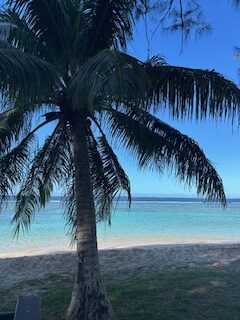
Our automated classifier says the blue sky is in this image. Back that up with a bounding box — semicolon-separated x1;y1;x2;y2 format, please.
120;0;240;197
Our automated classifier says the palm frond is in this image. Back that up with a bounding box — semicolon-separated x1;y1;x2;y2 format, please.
98;135;131;203
0;117;57;205
105;107;226;205
0;9;49;57
70;50;240;123
70;49;149;108
0;48;60;102
74;0;136;60
64;164;75;237
145;61;240;121
87;123;131;223
0;99;58;153
55;122;130;237
12;123;72;235
0;38;12;48
62;120;131;230
0;130;34;202
88;133;112;222
7;0;71;57
0;107;30;152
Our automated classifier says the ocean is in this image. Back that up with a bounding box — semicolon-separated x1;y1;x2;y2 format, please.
1;198;240;256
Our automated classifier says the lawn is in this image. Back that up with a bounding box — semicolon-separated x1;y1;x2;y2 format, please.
1;270;240;319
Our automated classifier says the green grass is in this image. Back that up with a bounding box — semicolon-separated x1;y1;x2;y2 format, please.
1;270;240;319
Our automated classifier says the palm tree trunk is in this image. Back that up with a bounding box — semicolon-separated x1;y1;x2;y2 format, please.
67;118;116;320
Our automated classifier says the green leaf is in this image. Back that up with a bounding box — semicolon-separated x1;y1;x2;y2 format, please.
7;0;71;56
106;107;226;205
70;49;149;108
145;61;240;121
0;129;35;201
0;48;60;103
87;124;131;223
13;123;72;236
74;0;136;59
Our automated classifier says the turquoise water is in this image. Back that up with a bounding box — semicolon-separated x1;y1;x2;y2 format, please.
1;200;240;255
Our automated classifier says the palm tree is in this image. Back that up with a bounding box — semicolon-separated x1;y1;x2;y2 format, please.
1;1;240;319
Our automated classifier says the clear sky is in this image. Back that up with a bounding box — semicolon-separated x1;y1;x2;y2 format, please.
120;0;240;197
2;0;240;198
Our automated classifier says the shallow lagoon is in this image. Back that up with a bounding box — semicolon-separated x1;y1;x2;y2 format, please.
1;199;240;255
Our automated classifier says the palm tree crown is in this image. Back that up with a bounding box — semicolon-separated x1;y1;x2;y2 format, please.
1;1;240;319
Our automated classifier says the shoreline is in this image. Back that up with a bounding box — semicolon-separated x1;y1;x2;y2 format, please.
1;241;240;290
1;238;240;258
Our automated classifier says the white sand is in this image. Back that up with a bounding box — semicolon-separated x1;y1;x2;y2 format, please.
1;242;240;290
1;237;239;259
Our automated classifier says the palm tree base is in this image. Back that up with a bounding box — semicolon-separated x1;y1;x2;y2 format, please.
66;252;116;320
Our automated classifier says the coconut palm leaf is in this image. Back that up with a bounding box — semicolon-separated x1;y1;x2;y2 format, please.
0;118;57;204
0;98;58;153
74;0;136;60
64;164;75;235
87;132;113;222
87;124;131;222
0;130;34;201
144;60;240;121
0;9;50;57
0;107;30;152
63;123;130;233
13;122;72;235
70;49;240;124
7;0;71;57
98;135;131;205
105;107;226;205
70;49;149;107
0;48;60;102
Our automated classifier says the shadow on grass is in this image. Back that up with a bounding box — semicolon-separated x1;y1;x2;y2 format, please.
1;270;240;320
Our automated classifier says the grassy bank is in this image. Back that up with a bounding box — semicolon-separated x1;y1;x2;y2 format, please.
1;270;240;319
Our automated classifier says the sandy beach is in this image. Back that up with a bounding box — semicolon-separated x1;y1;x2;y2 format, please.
1;242;240;290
